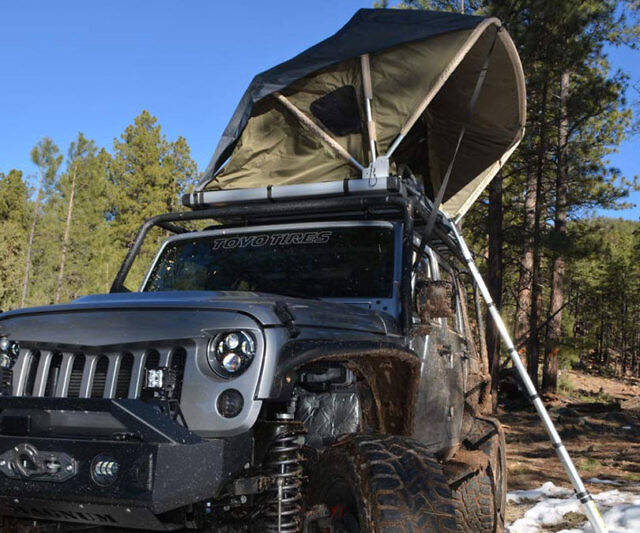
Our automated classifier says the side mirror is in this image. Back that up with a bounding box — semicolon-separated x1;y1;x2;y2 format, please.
415;280;453;323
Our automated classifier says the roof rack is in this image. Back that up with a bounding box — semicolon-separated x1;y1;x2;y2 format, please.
181;176;459;251
182;176;401;210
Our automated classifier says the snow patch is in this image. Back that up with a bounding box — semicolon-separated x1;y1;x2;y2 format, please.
597;504;640;532
508;498;582;532
507;482;640;533
507;481;573;503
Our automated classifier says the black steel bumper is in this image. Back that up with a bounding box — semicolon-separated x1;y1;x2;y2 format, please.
0;397;251;530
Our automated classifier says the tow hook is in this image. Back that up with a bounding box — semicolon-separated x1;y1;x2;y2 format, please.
0;443;77;482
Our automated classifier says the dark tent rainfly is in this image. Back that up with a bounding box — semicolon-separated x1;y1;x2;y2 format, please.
198;8;526;219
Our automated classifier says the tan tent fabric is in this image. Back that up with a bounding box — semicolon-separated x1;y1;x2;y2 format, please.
207;18;525;219
213;59;365;187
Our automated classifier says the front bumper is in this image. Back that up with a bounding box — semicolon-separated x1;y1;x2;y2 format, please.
0;397;252;530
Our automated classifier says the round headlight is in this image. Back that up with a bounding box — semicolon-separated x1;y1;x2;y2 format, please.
222;353;242;373
0;337;19;369
207;331;256;378
8;342;19;358
0;337;9;353
225;333;240;350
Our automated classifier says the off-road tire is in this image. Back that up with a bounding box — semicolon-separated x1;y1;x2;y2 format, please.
450;417;507;532
306;433;459;532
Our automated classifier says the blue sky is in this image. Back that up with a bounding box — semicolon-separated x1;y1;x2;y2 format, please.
1;1;638;218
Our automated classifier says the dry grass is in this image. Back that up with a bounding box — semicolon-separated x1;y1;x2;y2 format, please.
501;369;640;491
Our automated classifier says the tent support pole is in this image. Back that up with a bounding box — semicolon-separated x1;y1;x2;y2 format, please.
385;20;501;159
273;92;365;172
360;54;377;163
448;221;608;533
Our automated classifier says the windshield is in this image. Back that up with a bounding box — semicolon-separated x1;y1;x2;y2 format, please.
144;225;395;299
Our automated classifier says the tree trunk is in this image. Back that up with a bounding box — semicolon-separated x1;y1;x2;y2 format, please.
621;290;628;376
486;171;503;409
21;175;43;308
474;282;489;366
514;167;535;346
598;305;605;362
543;72;569;393
527;78;550;388
55;164;77;304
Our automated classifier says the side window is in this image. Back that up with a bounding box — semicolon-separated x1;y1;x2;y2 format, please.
462;277;481;358
412;249;437;326
413;248;459;326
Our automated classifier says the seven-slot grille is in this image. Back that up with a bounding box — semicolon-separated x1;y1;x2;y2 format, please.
11;345;187;399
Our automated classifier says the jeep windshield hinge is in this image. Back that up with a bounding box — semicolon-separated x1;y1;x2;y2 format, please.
274;302;300;338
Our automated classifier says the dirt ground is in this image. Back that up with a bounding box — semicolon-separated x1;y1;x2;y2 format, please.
501;369;640;527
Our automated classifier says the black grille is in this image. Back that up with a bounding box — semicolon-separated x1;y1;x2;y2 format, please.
144;350;160;372
115;353;134;399
91;356;109;398
14;346;188;400
24;351;40;397
68;354;85;398
44;352;63;396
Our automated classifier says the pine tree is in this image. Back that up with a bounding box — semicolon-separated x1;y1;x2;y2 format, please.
109;111;198;288
48;134;113;303
23;138;62;307
0;170;31;311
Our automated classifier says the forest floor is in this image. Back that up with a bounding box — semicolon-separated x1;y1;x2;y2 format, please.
502;369;640;531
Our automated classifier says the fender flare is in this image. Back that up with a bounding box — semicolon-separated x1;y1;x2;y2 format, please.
263;339;421;435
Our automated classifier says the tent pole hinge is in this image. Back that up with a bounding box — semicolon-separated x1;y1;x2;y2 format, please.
361;156;389;184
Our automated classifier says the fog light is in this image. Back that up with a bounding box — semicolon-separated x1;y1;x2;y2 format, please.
145;367;177;390
143;367;177;400
91;455;119;486
146;368;165;389
217;389;243;418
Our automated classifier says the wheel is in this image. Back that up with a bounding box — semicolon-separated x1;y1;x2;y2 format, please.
306;433;459;533
450;417;507;532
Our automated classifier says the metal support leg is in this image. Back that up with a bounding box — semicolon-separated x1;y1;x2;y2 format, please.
449;222;608;533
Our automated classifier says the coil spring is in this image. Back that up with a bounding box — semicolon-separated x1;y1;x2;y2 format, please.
263;422;305;532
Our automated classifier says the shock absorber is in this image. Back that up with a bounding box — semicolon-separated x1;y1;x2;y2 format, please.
263;413;305;533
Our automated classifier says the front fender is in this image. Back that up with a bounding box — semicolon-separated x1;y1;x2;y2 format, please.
257;336;420;435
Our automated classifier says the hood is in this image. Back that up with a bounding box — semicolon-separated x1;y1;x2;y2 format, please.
0;291;394;337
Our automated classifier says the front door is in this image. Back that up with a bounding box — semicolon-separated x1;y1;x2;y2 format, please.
410;248;467;453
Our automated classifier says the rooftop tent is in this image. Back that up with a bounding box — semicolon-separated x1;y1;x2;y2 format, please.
198;8;526;219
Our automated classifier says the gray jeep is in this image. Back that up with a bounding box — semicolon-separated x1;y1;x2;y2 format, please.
0;7;529;531
0;176;505;532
